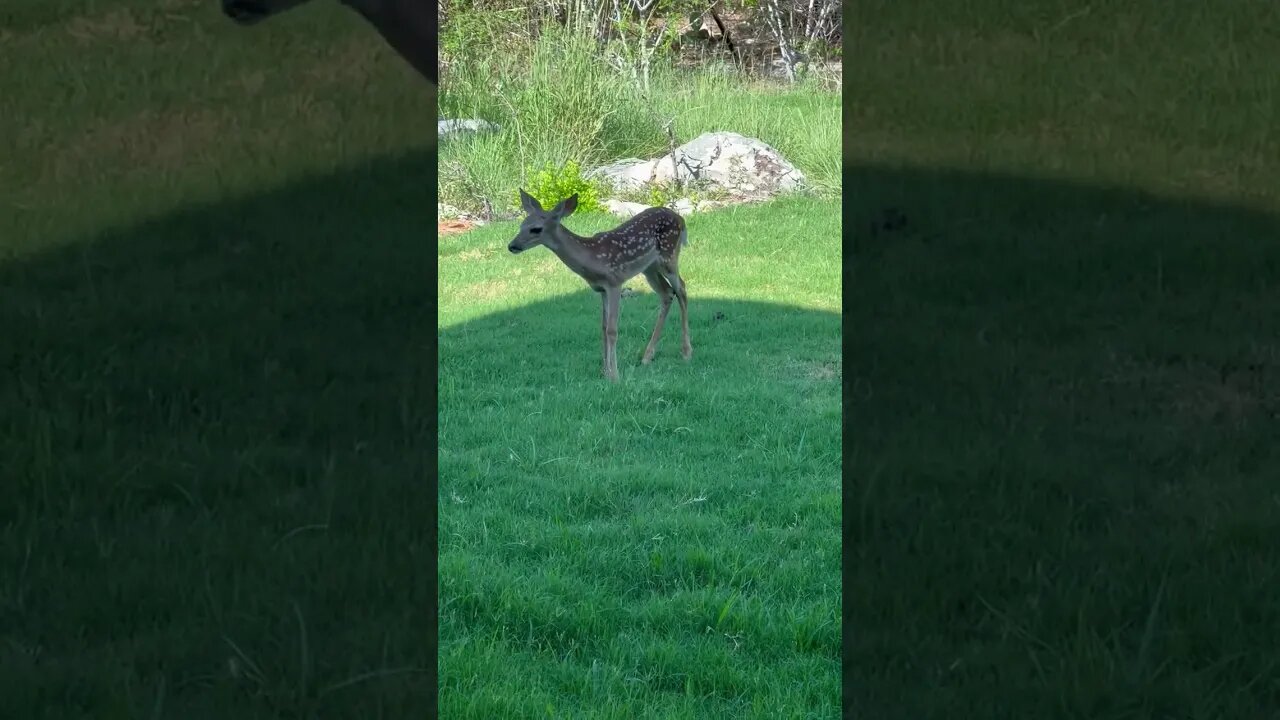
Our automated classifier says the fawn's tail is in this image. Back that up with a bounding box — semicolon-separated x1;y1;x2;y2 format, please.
679;224;689;247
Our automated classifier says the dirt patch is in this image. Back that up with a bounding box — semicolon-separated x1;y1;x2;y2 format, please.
304;37;388;86
46;108;224;181
462;279;510;302
439;220;478;236
529;258;565;277
1096;351;1277;425
779;357;841;383
6;0;201;42
805;361;841;382
1167;365;1270;423
236;71;267;96
39;85;354;184
65;9;147;43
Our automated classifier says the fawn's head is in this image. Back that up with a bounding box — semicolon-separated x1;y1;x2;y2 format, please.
509;189;578;254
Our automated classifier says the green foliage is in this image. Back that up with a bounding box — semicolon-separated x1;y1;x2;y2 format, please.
437;7;840;214
520;160;605;214
439;28;663;213
440;10;516;63
645;183;675;207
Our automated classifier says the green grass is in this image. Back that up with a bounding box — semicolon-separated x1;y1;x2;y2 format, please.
848;1;1280;717
438;18;843;716
2;2;435;717
438;28;840;212
438;196;842;717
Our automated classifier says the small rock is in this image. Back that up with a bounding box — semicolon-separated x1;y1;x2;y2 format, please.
438;202;488;226
603;199;652;218
438;118;500;139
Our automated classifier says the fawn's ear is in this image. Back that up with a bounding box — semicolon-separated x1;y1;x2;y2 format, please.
553;194;579;217
518;188;543;214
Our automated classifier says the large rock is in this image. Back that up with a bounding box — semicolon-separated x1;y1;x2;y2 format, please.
589;131;805;196
603;197;730;219
592;159;665;191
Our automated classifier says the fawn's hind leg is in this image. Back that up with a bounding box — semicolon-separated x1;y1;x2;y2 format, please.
640;267;674;364
661;266;691;360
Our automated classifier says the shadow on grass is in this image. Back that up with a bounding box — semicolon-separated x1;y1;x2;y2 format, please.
437;295;842;718
846;163;1280;717
1;151;435;717
438;289;841;388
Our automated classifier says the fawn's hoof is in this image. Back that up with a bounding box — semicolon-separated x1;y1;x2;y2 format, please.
682;346;693;361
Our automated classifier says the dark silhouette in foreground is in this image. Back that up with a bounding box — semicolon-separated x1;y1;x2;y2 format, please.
222;0;437;85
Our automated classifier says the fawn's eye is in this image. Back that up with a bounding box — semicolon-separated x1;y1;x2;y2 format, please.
529;227;542;234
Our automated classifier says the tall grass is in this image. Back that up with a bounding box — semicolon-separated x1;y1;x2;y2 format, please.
439;24;841;213
440;28;657;202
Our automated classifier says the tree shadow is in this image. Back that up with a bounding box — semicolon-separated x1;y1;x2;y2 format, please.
845;163;1280;716
436;290;843;717
1;150;435;716
438;289;841;387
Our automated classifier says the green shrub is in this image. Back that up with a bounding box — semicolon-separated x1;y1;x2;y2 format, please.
645;183;673;207
520;160;605;214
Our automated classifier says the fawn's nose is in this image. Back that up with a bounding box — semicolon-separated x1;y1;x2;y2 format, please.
508;242;520;254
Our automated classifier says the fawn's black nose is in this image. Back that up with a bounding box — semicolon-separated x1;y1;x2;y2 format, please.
508;243;520;254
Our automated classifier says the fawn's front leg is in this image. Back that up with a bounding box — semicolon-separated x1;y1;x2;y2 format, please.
602;287;621;381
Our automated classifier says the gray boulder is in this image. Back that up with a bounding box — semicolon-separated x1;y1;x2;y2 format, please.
589;131;805;196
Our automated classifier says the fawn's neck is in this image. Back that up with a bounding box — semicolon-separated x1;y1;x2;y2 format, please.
544;224;603;279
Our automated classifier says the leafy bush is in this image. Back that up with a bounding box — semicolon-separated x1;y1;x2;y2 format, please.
520;160;605;214
645;183;673;207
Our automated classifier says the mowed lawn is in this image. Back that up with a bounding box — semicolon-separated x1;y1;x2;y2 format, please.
2;2;435;717
438;196;842;718
849;1;1280;717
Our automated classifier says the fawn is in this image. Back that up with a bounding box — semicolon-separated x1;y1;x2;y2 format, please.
508;189;691;382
